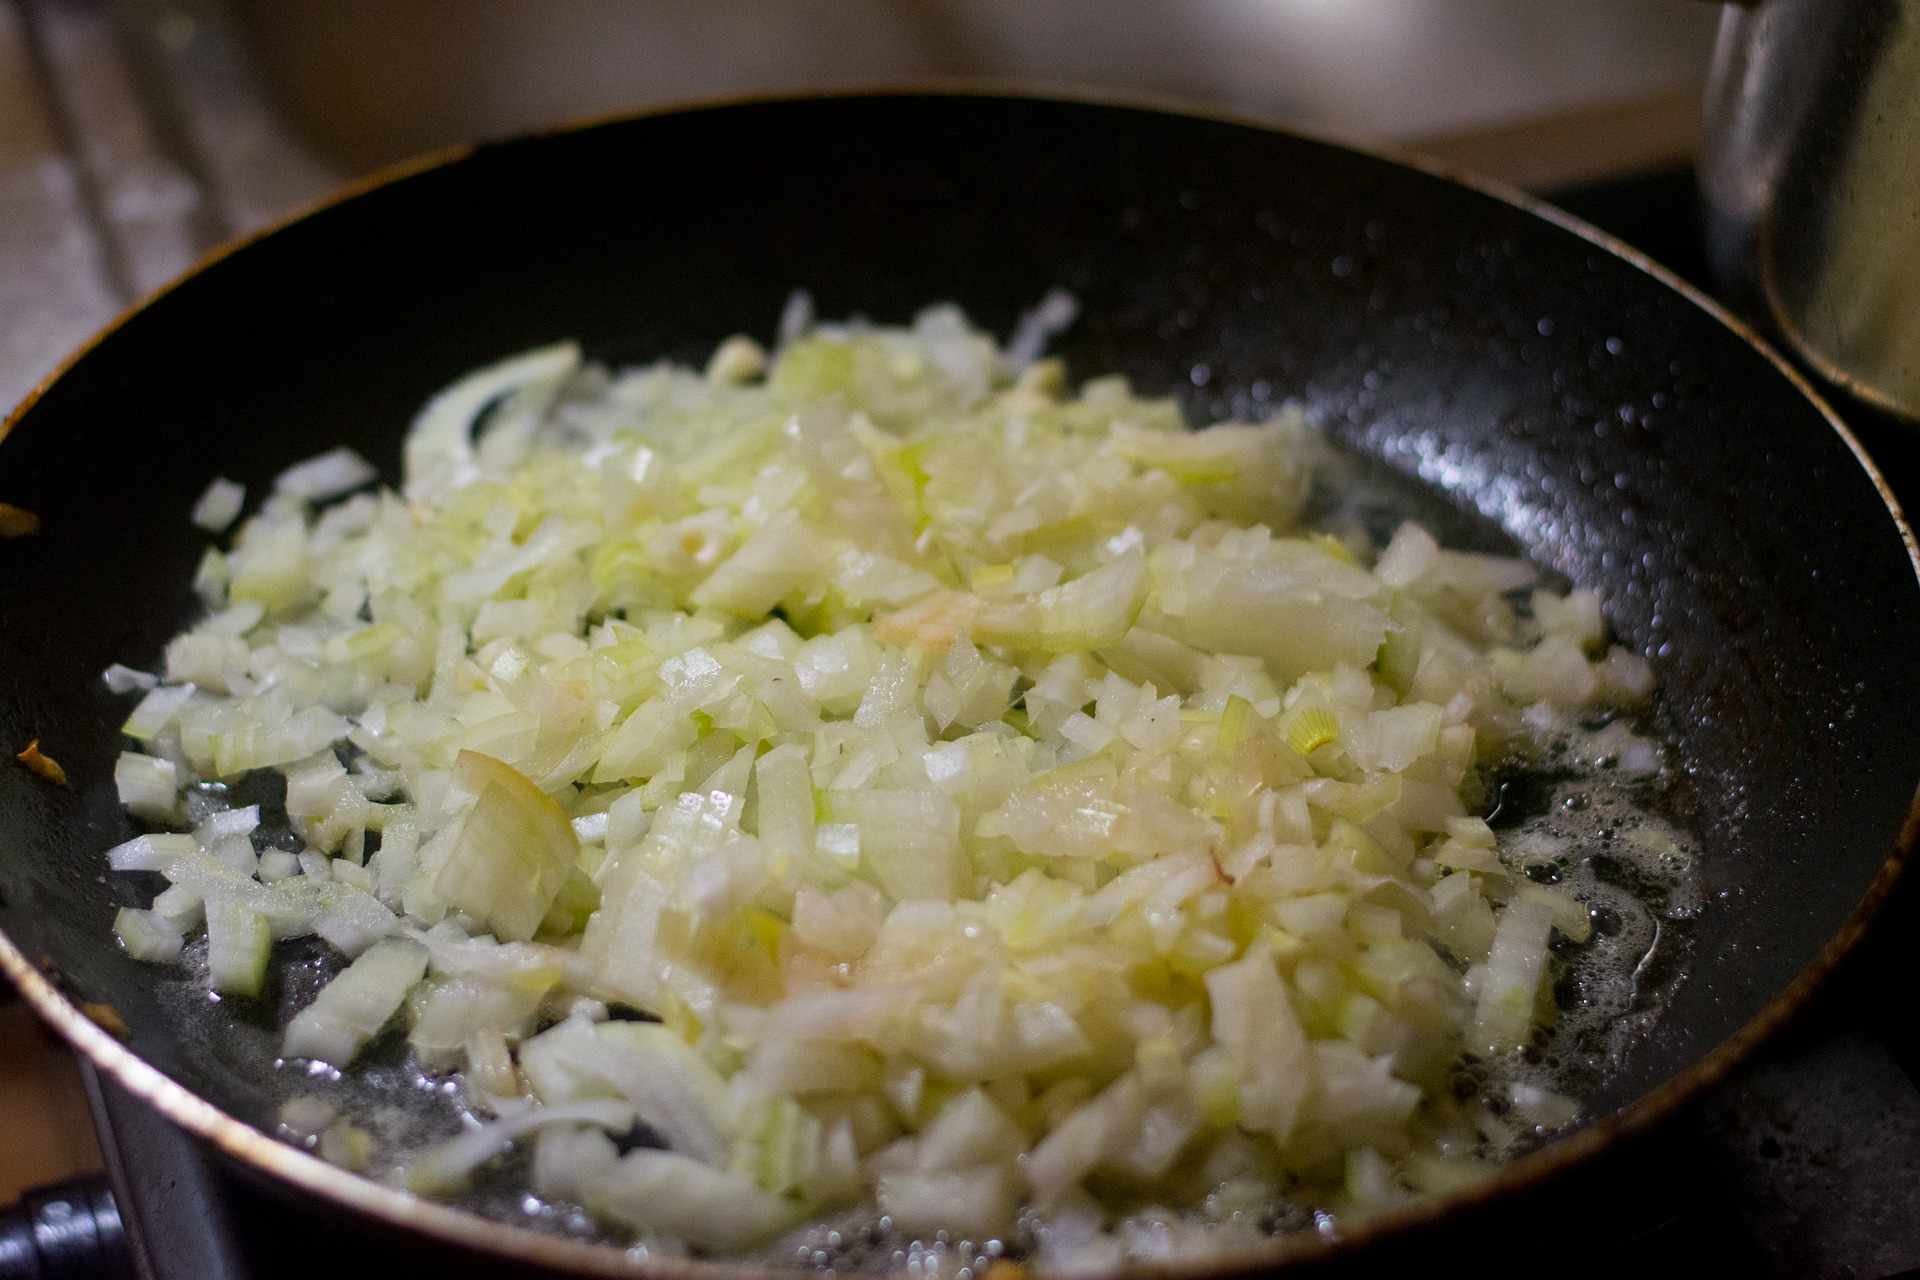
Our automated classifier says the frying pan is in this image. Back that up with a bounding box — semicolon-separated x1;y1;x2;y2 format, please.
1;92;1916;1276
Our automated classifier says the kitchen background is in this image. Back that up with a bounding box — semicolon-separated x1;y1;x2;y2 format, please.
3;2;1917;1278
2;0;1722;415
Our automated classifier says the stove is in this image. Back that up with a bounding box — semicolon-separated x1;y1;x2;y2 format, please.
3;2;1919;1276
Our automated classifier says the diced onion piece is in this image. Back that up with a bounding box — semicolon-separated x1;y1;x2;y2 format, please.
518;1018;731;1167
259;849;301;881
312;883;401;958
409;973;553;1068
1027;1074;1146;1209
406;1097;635;1194
283;937;429;1065
1473;893;1555;1054
880;1165;1019;1241
1005;288;1079;371
227;519;311;615
1204;941;1308;1141
1374;522;1438;588
977;550;1147;653
123;684;195;741
705;335;766;385
205;898;271;998
404;342;581;501
191;477;246;532
1150;540;1391;680
587;1148;799;1252
210;706;349;776
114;907;183;963
433;752;578;943
689;509;833;616
194;804;259;843
274;447;376;501
278;1095;338;1141
1514;881;1592;944
102;664;159;695
106;832;198;872
1508;1081;1581;1128
1283;706;1340;756
831;790;967;901
752;743;814;870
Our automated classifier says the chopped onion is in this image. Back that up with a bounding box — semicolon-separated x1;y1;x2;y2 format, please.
122;683;195;741
204;898;270;998
191;477;246;532
114;907;183;962
432;751;578;943
405;1097;635;1194
98;301;1666;1256
283;938;429;1065
1005;287;1080;372
102;664;159;695
273;447;377;502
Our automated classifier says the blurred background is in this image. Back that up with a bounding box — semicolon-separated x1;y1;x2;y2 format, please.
224;0;1717;180
2;0;1722;415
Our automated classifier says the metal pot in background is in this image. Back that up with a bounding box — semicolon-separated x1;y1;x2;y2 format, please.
1701;0;1920;420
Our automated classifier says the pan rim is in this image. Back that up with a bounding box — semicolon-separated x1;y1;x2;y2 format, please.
2;84;1916;1277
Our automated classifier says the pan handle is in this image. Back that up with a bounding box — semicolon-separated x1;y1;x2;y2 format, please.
0;1175;135;1280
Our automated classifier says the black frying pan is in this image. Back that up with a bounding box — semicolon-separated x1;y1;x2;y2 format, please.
2;93;1916;1277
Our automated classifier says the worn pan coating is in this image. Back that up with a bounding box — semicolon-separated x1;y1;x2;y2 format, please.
1;93;1916;1275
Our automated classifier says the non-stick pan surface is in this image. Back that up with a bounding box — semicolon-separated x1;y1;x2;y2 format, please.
1;93;1916;1275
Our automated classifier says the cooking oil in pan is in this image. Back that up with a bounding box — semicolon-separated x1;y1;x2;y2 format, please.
1468;711;1700;1161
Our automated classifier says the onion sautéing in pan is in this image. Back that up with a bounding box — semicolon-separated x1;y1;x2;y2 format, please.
104;296;1676;1267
